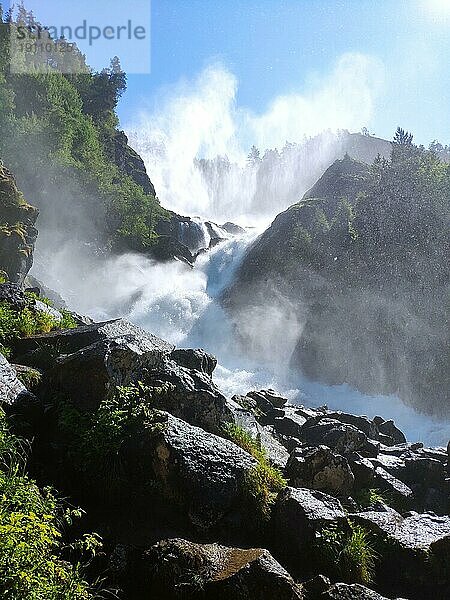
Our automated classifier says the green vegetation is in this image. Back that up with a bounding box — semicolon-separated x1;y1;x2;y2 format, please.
223;423;286;520
354;488;387;509
318;521;378;585
0;408;98;599
0;298;76;357
57;383;153;481
15;367;41;390
0;5;168;253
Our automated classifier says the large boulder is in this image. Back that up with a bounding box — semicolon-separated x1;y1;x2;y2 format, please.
129;411;257;532
11;319;231;432
271;487;347;576
140;538;304;599
299;418;373;456
353;505;450;590
286;445;354;497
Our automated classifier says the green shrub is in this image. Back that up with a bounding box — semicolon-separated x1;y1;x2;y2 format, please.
223;423;286;520
16;367;41;390
354;488;387;509
318;521;378;585
0;409;96;599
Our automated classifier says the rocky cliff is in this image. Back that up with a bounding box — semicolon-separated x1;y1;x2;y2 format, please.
224;149;449;417
0;163;38;284
0;301;449;599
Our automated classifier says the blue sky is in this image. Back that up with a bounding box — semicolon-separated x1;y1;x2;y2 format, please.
11;0;450;146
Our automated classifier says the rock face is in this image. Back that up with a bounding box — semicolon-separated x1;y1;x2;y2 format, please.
353;505;450;592
11;319;231;433
224;153;450;417
0;353;32;406
140;538;304;599
135;411;256;532
321;583;393;599
0;163;38;284
286;445;354;497
112;130;156;196
271;487;347;576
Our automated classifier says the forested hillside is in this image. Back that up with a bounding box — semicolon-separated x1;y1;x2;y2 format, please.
225;129;450;417
0;5;167;255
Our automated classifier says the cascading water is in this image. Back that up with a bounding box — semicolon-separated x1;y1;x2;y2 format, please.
71;227;448;447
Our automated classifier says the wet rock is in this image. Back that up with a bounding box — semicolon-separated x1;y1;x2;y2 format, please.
149;357;232;433
321;583;393;599
373;467;414;507
353;505;450;588
11;319;174;369
170;348;217;376
0;282;27;310
247;388;288;409
221;221;246;235
321;412;379;440
271;487;347;573
274;406;308;439
377;419;407;445
228;398;289;468
299;418;370;456
137;412;256;531
140;538;304;599
286;445;354;497
0;353;32;406
348;453;375;491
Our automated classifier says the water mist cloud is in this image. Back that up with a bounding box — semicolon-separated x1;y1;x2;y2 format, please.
127;53;385;222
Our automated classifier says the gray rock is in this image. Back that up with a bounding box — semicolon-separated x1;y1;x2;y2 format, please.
0;353;30;405
0;282;27;310
373;466;414;507
321;583;393;599
299;418;370;456
286;445;354;497
377;419;407;445
12;318;174;369
228;398;290;468
274;406;308;439
141;412;256;531
170;348;217;376
142;538;304;599
271;487;347;567
353;505;450;587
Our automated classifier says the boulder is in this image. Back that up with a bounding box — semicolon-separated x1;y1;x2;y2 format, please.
377;419;407;445
228;398;290;469
247;389;288;409
0;353;32;406
0;282;27;310
373;467;414;508
347;453;375;491
11;319;174;369
271;487;347;575
274;406;308;439
140;538;304;599
321;583;394;599
134;411;257;532
299;418;372;456
170;348;217;376
11;319;232;433
353;505;450;588
286;445;354;497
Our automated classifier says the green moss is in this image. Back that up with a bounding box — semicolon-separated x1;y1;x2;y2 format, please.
16;368;41;390
223;423;286;521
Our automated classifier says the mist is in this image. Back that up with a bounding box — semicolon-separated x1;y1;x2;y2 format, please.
127;53;385;223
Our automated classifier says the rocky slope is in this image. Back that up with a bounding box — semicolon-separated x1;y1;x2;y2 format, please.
224;145;449;417
0;300;449;599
